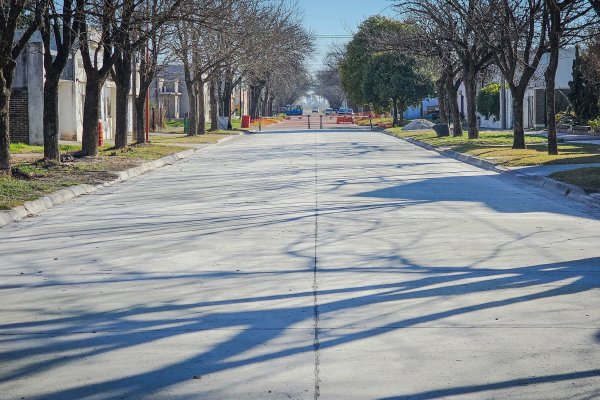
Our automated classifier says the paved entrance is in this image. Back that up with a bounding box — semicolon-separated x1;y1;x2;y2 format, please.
1;130;600;399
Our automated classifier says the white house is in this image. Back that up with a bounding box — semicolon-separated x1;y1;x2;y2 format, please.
11;33;136;144
458;47;576;130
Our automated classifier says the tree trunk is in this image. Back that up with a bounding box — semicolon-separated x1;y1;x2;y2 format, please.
135;95;146;143
82;78;102;156
0;87;11;175
43;73;61;161
185;79;197;136
511;87;527;149
464;73;479;139
198;80;206;135
114;57;132;149
223;71;234;129
446;76;462;136
392;98;399;127
545;3;561;156
114;76;131;148
399;100;406;127
436;77;448;124
249;84;263;119
268;97;274;118
209;79;218;131
263;87;270;117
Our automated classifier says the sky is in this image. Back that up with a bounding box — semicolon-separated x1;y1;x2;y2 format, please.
300;0;397;72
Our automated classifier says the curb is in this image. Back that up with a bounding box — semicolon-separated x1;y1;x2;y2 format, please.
0;136;238;228
382;131;600;209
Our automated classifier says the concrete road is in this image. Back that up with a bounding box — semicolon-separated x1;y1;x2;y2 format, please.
2;129;600;399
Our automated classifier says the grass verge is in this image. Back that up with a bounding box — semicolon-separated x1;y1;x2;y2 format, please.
150;132;239;145
10;143;81;154
1;143;188;210
159;119;243;134
549;168;600;194
384;128;600;167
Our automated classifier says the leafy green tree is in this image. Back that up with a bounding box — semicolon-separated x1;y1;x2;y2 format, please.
476;83;500;119
363;53;434;127
338;16;415;107
569;46;600;123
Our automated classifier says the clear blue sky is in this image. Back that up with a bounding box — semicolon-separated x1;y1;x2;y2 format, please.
300;0;396;72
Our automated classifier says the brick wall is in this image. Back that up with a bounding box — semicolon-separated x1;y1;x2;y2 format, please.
9;88;29;143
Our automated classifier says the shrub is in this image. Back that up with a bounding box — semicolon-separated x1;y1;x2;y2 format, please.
555;110;577;123
476;83;500;119
588;118;600;129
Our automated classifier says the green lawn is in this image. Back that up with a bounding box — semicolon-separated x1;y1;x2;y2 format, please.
383;128;600;167
550;167;600;193
150;132;239;145
1;143;188;210
10;143;81;154
160;119;243;134
0;175;78;210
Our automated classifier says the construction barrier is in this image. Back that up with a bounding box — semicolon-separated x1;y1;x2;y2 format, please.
98;120;104;146
241;115;251;128
336;116;354;124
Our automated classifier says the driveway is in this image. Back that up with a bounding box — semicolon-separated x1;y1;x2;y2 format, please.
1;130;600;399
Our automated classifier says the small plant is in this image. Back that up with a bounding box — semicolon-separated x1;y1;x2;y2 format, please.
588;117;600;129
476;83;500;119
555;110;577;124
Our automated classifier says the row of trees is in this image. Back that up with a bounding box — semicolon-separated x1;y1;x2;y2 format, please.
332;17;434;128
318;0;600;155
0;0;313;176
402;0;599;154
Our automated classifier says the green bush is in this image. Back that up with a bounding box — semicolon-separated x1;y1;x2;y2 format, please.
555;110;577;123
588;118;600;129
165;119;184;128
477;83;500;119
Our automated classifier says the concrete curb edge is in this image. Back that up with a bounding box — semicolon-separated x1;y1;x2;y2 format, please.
382;131;600;208
0;136;238;228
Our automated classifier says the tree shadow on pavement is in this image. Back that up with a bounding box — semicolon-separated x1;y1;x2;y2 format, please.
2;256;600;399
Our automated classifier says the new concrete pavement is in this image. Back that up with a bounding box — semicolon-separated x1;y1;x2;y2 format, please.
2;128;600;399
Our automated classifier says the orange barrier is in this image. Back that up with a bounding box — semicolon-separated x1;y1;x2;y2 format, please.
241;115;251;128
98;120;104;146
336;116;354;124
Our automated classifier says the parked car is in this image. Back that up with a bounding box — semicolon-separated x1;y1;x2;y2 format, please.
324;108;334;115
284;105;303;116
337;108;353;115
312;107;319;113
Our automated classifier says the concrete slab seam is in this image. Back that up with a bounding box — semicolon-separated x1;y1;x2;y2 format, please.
381;131;600;208
312;130;321;400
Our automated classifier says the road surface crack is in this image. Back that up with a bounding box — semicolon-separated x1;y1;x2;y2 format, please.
313;130;321;400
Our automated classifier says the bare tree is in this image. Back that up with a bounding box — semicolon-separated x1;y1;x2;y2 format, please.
402;0;493;139
171;0;254;135
450;0;548;148
40;0;77;161
0;0;47;175
75;0;137;156
244;2;314;118
315;50;346;109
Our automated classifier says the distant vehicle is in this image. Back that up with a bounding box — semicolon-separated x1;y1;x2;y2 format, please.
324;108;334;115
284;105;303;116
337;108;353;115
312;107;319;113
277;106;287;114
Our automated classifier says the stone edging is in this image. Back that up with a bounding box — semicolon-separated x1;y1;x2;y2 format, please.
382;130;600;208
0;135;238;228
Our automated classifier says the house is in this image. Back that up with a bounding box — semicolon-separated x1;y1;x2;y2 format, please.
462;48;576;130
403;98;440;120
151;66;251;122
10;32;136;144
